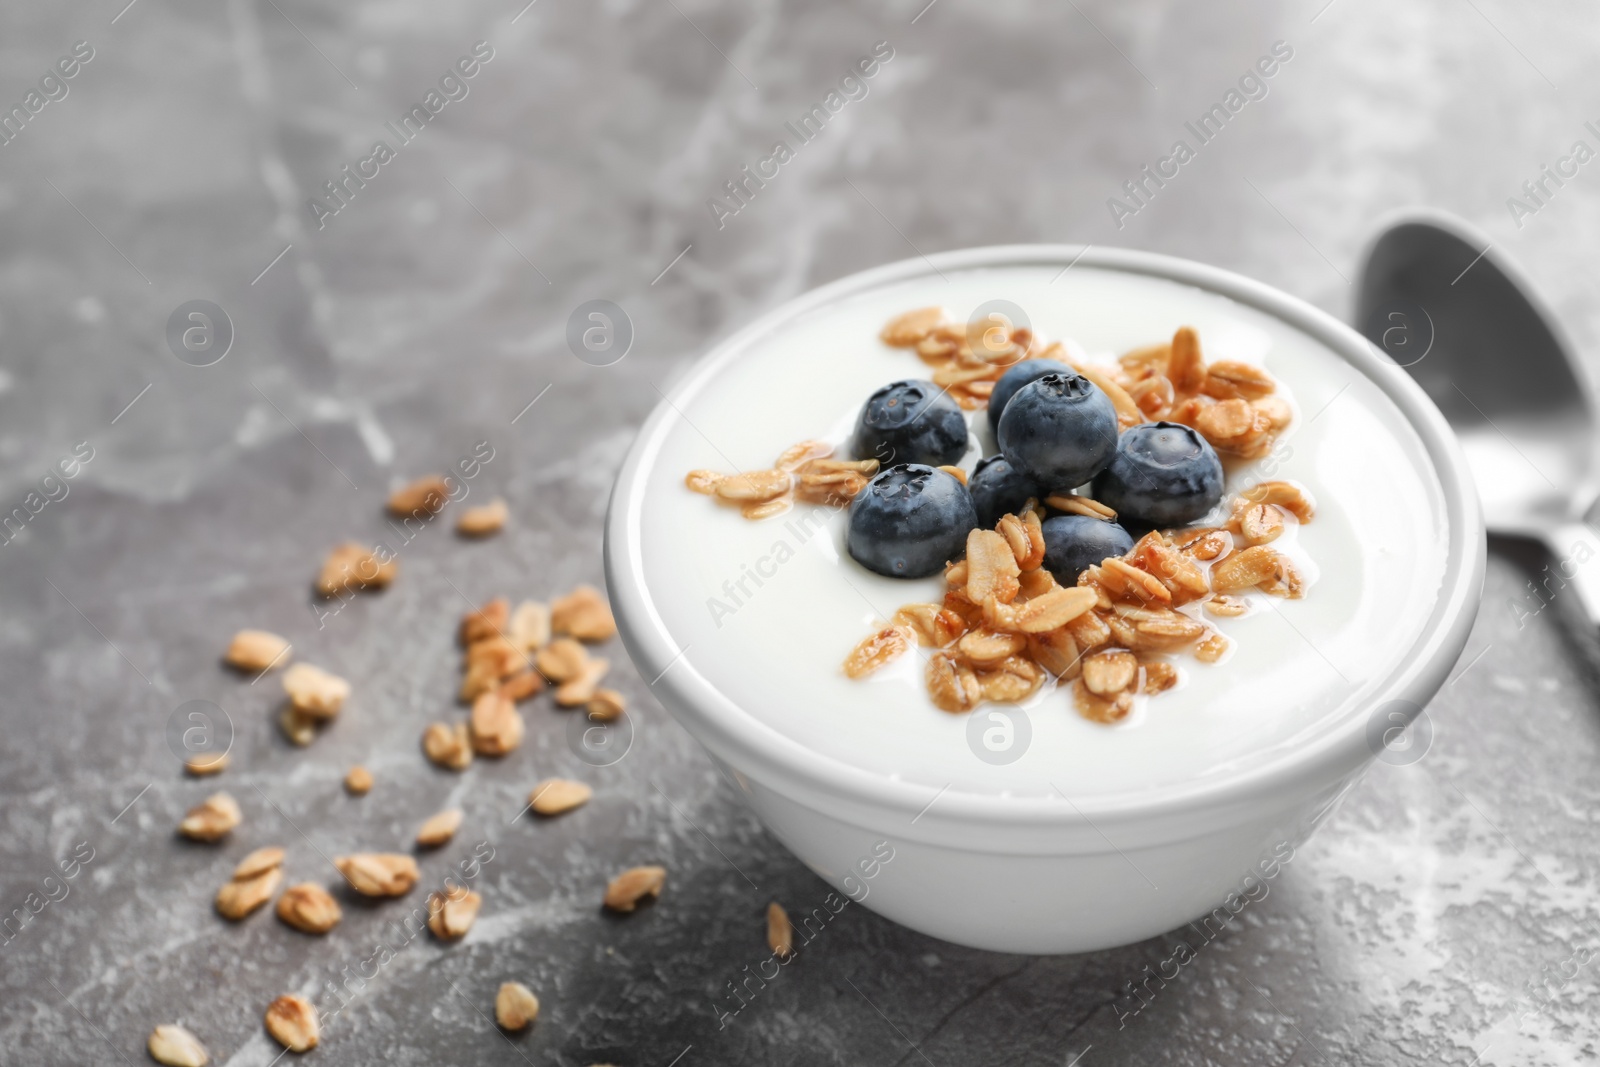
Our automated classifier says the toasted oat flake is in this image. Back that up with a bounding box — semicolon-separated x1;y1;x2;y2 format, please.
233;846;286;881
315;541;396;598
1253;394;1293;430
1073;679;1133;724
464;634;526;692
216;865;284;921
1233;480;1315;523
427;888;482;940
496;982;541;1031
417;809;464;848
844;625;912;678
1210;544;1281;593
534;638;588;683
551;585;617;642
742;497;792;520
388;475;451;517
586;688;626;722
966;529;1022;606
767;902;794;958
499;670;545;703
509;600;552;652
1065;607;1112;651
224;630;291;673
1071;361;1142;427
1168;326;1207;392
282;663;349;720
279;706;317;747
1017;567;1057;600
880;306;950;347
461;597;510;644
714;469;790;502
276;882;342;935
977;656;1042;702
459;660;504;703
1238;503;1285;546
1175;527;1231;561
1141;659;1179;694
148;1025;209;1067
264;994;319;1053
685;469;725;495
1044;494;1117;521
344;765;373;795
185;752;229;777
1098;558;1172;605
422;721;473;771
1123;606;1208;651
775;439;833;471
470;692;525;756
1203;360;1277;400
604;865;667;912
1082;650;1137;696
555;656;610;706
1203;595;1250;618
957;628;1028;667
1195;631;1231;663
335;853;419;897
1260;553;1308;599
937;464;969;485
893;603;966;648
456;497;509;537
1028;628;1082;680
997;511;1044;571
985;586;1097;633
926;652;981;713
530;778;592;816
179;793;241;842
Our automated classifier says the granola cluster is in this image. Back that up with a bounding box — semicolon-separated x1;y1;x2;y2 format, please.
840;305;1315;725
882;307;1293;459
846;479;1314;724
880;306;1050;410
146;468;667;1064
685;308;1294;526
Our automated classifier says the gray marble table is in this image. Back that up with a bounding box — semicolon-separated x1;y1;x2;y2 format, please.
3;0;1598;1064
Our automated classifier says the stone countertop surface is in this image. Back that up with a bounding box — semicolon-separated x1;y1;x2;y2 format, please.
2;0;1599;1064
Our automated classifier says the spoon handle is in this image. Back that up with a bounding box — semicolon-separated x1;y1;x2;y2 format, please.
1542;525;1600;625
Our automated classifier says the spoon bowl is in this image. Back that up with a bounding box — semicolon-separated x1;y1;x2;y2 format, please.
1356;208;1600;618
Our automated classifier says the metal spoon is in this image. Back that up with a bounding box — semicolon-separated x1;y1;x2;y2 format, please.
1354;208;1600;622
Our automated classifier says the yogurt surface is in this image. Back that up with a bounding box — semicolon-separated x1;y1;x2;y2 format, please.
635;264;1448;801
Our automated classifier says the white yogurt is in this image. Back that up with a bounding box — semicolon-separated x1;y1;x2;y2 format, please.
637;265;1448;801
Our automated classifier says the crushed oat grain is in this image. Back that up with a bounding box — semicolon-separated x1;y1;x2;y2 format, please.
178;793;241;842
224;630;291;673
264;994;319;1053
603;865;666;912
495;982;540;1031
416;809;464;848
276;882;342;935
456;497;509;537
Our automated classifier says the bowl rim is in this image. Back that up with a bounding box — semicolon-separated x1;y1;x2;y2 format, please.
605;243;1485;826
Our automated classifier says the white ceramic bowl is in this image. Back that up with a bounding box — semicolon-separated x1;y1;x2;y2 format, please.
604;245;1484;954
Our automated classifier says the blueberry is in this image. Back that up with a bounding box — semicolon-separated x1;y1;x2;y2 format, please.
995;373;1119;490
1092;421;1224;527
1040;514;1136;586
847;464;977;579
968;455;1040;529
852;379;970;469
987;358;1073;438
